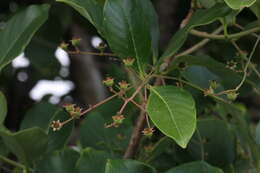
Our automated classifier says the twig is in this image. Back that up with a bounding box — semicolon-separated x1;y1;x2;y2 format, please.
176;26;223;57
123;111;147;159
189;27;260;40
215;36;260;95
67;50;116;57
0;155;27;170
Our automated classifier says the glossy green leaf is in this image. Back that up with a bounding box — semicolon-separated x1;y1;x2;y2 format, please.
20;102;74;153
105;159;156;173
224;0;256;9
160;4;231;62
165;161;223;173
0;4;49;71
75;148;113;173
33;148;79;173
187;119;235;167
103;0;158;73
0;127;48;166
147;86;196;148
56;0;105;35
0;91;7;126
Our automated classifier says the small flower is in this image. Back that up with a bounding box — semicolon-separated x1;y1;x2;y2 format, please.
103;77;114;87
71;38;81;47
123;58;135;67
118;81;129;89
226;60;237;70
51;120;62;131
226;91;239;100
60;42;69;51
142;128;155;137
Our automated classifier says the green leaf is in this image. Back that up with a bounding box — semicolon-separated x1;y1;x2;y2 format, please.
105;159;157;173
147;86;196;148
103;0;158;73
0;127;48;166
80;112;131;152
165;161;223;173
0;91;7;126
75;148;113;173
33;148;79;173
0;4;49;71
160;4;231;62
56;0;105;35
20;102;74;153
168;55;251;91
250;1;260;22
187;119;236;167
224;0;256;9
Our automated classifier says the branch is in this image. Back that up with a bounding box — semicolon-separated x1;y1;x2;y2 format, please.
190;27;260;40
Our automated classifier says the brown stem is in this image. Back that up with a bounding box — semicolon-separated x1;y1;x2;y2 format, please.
123;111;146;159
123;78;161;159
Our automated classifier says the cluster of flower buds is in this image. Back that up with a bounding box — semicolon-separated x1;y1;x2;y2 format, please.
51;120;62;131
123;58;135;67
142;127;155;137
63;104;82;119
204;80;219;96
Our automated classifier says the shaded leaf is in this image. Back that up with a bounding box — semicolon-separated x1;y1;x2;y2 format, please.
80;112;131;153
0;4;49;70
147;86;196;148
165;161;223;173
187;119;236;167
105;159;156;173
75;148;113;173
20;102;74;153
0;127;48;166
160;4;231;62
33;148;79;173
0;91;7;126
255;121;260;146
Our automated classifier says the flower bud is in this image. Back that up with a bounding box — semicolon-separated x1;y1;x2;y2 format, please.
71;38;81;47
118;81;129;89
227;92;238;100
123;58;135;67
112;114;125;126
60;42;69;51
103;77;114;87
209;80;218;90
142;128;155;137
